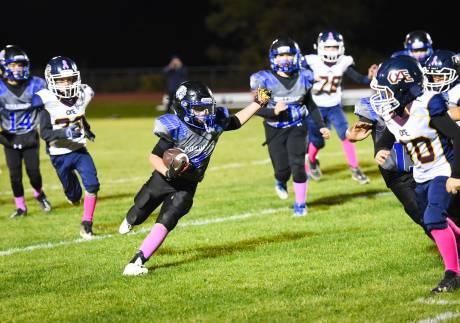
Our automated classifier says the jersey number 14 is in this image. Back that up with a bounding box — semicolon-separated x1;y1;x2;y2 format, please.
9;112;32;132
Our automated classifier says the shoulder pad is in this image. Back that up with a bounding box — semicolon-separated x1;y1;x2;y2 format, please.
154;114;188;142
250;70;272;90
341;55;355;68
299;68;314;85
304;54;319;65
36;89;57;107
354;96;378;121
427;93;448;117
29;76;46;93
81;84;95;98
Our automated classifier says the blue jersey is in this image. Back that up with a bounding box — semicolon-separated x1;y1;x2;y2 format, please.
250;69;313;128
154;107;233;182
0;76;46;134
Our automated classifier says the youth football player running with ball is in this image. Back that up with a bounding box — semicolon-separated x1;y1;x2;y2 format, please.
250;37;330;217
36;56;98;240
119;80;271;276
372;56;460;293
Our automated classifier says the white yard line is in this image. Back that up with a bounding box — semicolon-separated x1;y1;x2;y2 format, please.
418;312;460;323
0;207;287;257
0;148;374;196
416;298;460;306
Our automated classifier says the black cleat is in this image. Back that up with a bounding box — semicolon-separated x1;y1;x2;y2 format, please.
36;192;52;212
432;270;460;293
80;221;94;240
10;208;27;219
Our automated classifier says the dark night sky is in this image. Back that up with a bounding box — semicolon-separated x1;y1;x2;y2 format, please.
1;0;458;69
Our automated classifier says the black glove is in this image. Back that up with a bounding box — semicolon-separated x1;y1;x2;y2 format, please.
82;117;96;141
65;124;82;139
85;128;96;142
165;159;187;181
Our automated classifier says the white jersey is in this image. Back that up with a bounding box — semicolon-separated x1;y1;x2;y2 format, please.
447;83;460;126
304;54;354;107
37;84;94;155
447;83;460;107
385;91;452;183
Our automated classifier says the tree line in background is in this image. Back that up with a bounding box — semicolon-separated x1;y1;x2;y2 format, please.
205;0;391;72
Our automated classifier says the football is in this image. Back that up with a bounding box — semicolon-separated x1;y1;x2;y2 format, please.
163;148;189;169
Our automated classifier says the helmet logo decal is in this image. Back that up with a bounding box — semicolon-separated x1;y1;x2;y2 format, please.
387;69;414;84
276;46;290;54
201;98;213;104
411;39;424;49
431;56;439;66
176;85;187;100
62;60;70;69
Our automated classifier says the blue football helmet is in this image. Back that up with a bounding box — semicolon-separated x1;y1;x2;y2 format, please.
45;56;81;98
173;81;216;132
269;37;302;73
315;30;345;63
0;45;30;81
424;50;459;93
404;30;433;63
370;56;425;121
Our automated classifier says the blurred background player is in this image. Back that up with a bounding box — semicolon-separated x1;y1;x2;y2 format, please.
36;56;98;239
304;30;377;184
391;30;434;65
119;81;271;276
163;55;187;112
250;37;330;216
0;45;51;218
372;56;460;293
424;50;460;109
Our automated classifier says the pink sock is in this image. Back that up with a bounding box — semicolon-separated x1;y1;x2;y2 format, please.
33;189;41;199
140;223;169;259
308;143;320;163
293;181;307;205
14;196;26;211
82;193;97;223
431;227;459;274
342;139;359;168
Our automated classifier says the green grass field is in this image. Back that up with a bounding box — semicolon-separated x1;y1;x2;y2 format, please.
1;101;459;322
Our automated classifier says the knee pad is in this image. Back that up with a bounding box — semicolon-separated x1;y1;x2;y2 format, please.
127;188;154;225
157;191;194;231
85;183;100;194
275;168;291;183
424;205;449;232
309;138;325;150
292;165;307;183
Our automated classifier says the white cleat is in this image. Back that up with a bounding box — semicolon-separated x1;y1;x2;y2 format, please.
123;258;148;276
275;181;288;200
119;218;133;234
